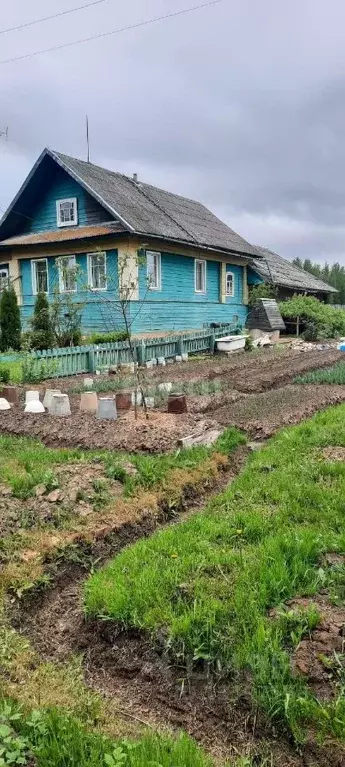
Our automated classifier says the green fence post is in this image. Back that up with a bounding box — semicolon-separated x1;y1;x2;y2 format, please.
88;348;96;373
177;336;183;356
137;340;146;366
209;331;216;353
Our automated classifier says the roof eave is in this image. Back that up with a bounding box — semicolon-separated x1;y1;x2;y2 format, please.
133;231;261;260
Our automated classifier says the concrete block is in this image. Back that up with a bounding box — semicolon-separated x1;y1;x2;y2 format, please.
97;397;117;419
115;391;132;411
158;382;172;392
131;390;143;406
175;355;182;363
151;358;158;366
80;391;98;413
0;398;11;411
25;400;45;414
84;378;94;388
145;397;155;408
2;386;19;404
157;357;166;366
178;429;223;449
43;389;61;409
49;394;71;416
25;390;40;404
181;353;189;362
145;360;154;369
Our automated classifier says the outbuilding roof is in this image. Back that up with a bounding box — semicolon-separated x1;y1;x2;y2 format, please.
252;246;337;294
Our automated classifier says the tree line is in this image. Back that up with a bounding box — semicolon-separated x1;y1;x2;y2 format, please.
292;258;345;304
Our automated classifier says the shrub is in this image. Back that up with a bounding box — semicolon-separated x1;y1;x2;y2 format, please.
31;293;54;351
248;282;278;306
279;295;345;338
50;291;84;348
0;288;21;351
86;331;128;345
0;366;11;384
21;355;58;384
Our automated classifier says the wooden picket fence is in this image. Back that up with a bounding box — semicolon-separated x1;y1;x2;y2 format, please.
32;322;240;378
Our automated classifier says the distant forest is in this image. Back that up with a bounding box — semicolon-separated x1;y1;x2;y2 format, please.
292;258;345;304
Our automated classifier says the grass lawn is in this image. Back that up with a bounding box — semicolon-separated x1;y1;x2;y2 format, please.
295;360;345;384
85;404;345;743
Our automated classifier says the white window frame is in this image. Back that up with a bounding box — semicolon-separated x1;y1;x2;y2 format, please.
194;259;206;293
31;258;49;295
226;270;235;297
0;267;9;290
87;251;107;291
56;197;78;228
58;255;77;293
146;250;161;291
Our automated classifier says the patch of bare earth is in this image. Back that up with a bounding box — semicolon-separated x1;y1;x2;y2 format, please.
287;593;345;702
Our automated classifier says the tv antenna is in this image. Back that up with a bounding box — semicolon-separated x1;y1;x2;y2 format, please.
85;115;90;162
0;127;8;140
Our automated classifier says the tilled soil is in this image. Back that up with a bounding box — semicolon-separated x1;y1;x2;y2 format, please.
214;384;345;438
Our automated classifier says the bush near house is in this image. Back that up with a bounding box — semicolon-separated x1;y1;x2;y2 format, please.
31;292;55;351
279;295;345;339
0;288;21;352
248;282;278;306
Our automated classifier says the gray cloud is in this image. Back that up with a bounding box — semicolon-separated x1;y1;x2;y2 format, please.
1;0;345;263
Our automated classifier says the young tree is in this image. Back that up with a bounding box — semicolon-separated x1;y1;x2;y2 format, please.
88;247;151;419
31;292;55;350
0;287;21;351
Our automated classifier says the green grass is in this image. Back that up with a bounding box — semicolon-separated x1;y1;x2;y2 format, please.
0;435;84;499
295;360;345;384
85;404;345;742
0;700;216;767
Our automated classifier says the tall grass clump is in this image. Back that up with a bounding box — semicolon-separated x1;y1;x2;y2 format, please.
85;404;345;741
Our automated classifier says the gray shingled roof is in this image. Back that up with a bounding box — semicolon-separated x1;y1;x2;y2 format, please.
251;246;337;294
50;150;260;257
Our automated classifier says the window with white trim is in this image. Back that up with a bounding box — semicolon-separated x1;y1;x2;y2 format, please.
32;259;49;294
146;251;161;290
58;255;77;292
0;268;9;290
56;198;78;227
226;271;235;297
88;252;107;290
195;259;206;293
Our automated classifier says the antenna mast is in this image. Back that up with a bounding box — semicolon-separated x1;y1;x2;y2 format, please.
86;115;90;162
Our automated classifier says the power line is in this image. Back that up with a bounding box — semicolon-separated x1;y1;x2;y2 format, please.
0;0;111;35
0;0;224;65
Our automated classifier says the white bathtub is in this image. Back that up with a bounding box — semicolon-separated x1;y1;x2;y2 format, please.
216;335;247;353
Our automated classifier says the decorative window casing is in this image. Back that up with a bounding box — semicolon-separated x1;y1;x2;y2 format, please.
56;198;78;227
58;255;77;293
226;271;235;297
32;259;49;294
146;251;161;290
195;259;206;293
0;268;9;290
87;252;107;290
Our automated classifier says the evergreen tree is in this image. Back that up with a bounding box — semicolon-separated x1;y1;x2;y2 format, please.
31;292;54;350
0;287;21;351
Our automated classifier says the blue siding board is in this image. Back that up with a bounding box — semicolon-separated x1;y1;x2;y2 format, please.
23;167;113;234
134;252;247;331
19;250;126;333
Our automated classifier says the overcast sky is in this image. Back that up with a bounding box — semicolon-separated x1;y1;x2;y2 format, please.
1;0;345;263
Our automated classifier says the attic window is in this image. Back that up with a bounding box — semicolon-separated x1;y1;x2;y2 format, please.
56;198;78;227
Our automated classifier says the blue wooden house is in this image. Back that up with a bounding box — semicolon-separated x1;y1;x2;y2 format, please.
0;149;262;334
